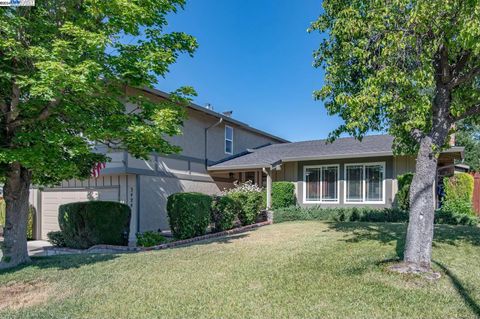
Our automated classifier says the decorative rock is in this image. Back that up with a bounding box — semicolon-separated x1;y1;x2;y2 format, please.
44;220;272;256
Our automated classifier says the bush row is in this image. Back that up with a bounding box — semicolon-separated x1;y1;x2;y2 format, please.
274;206;409;223
273;206;478;226
167;185;266;240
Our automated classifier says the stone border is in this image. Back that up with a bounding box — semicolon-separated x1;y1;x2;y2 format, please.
44;220;272;256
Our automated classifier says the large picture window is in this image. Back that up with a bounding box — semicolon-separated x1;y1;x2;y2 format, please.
345;163;385;204
304;165;339;203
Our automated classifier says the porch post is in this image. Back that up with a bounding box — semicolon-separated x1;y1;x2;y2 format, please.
264;167;272;209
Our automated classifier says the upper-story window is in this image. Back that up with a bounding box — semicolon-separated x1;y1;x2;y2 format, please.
225;125;233;154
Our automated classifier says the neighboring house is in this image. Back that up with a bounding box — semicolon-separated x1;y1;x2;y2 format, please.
30;87;287;241
208;135;464;209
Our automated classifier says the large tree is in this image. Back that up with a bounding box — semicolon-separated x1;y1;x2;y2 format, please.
0;0;197;269
311;0;480;272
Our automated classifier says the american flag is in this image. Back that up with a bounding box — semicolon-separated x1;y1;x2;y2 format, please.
91;162;106;178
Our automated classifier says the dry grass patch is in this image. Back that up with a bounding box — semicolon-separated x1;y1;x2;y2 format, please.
0;280;59;311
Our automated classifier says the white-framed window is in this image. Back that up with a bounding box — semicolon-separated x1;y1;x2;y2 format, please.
303;164;339;203
225;125;233;154
344;162;385;204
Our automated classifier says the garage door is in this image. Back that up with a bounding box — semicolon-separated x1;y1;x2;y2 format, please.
40;188;119;239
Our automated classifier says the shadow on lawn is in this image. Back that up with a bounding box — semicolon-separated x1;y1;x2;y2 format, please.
0;253;119;274
327;222;480;317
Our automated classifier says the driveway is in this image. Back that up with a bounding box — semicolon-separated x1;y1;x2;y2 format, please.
0;238;52;257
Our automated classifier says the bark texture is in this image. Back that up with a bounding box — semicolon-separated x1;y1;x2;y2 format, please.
0;162;32;269
403;83;452;271
403;136;438;270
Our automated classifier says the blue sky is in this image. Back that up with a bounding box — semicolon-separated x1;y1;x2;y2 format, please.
156;0;341;142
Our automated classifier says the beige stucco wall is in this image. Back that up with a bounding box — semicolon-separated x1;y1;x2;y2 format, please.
139;175;231;232
127;86;284;164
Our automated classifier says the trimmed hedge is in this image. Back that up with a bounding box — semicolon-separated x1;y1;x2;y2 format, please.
47;231;66;247
58;201;131;249
441;173;475;217
444;173;474;203
274;206;479;226
211;196;240;232
274;206;408;223
228;191;263;226
167;192;212;239
435;208;478;226
396;173;413;211
271;182;296;209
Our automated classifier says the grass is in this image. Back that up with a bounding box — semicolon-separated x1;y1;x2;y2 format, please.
1;221;480;318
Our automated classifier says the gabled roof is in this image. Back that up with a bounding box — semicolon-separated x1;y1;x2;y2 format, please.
208;134;465;171
140;87;289;144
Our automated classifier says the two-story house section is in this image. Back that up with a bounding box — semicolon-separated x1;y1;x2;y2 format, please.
30;87;287;242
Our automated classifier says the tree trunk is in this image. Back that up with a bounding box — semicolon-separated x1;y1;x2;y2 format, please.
402;83;452;272
0;162;32;269
403;136;438;271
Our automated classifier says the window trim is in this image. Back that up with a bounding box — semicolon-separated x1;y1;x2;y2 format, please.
224;125;233;155
344;162;386;205
303;164;340;204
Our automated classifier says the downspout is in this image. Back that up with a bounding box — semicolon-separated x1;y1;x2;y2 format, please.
205;118;223;168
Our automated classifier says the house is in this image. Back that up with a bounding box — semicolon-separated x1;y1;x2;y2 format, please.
30;86;464;242
30;87;288;241
208;135;464;209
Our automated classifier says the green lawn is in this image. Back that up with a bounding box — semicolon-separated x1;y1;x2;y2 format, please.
1;221;480;318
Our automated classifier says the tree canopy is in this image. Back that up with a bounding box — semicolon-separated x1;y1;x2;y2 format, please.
310;0;480;153
0;0;198;185
0;0;197;268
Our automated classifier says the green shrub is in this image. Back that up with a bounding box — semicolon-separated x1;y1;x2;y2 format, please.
439;198;476;217
441;173;475;217
228;191;264;225
167;192;212;239
59;201;131;249
0;198;5;226
223;181;264;226
136;231;167;247
274;206;409;223
27;205;36;240
211;196;240;232
274;206;478;226
271;182;296;209
444;173;474;203
435;208;478;226
396;173;414;211
47;231;66;247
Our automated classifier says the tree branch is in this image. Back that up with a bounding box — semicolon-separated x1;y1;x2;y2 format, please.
411;128;425;143
449;65;480;89
451;51;471;77
7;91;64;130
454;104;480;121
